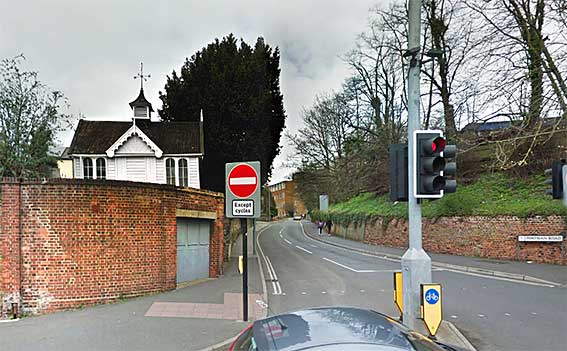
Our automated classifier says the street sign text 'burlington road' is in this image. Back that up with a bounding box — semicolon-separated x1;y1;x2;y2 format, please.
225;162;261;218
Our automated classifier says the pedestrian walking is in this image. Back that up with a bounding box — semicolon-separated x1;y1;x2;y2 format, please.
325;219;332;235
317;220;324;235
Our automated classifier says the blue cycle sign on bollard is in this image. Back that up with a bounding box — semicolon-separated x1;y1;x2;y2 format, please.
421;284;442;336
425;289;439;305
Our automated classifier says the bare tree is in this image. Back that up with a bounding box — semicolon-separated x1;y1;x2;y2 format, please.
286;93;353;172
421;0;484;140
460;0;567;170
466;0;566;126
343;2;408;145
0;55;72;177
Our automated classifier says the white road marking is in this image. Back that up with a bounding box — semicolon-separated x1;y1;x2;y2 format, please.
229;177;256;185
531;312;538;316
295;245;313;254
321;291;327;294
321;257;393;273
299;222;557;288
322;257;357;272
360;289;365;293
504;313;511;317
265;256;282;295
451;315;458;319
284;239;292;245
301;292;307;295
257;224;280;301
263;255;277;295
478;314;485;318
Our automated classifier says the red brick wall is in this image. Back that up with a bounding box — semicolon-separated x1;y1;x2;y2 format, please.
361;216;566;265
0;178;225;317
0;179;22;317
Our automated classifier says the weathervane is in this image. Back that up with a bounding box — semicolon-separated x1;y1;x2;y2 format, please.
133;62;151;90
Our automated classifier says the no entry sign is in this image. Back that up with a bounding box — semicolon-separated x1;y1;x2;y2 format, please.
226;162;261;218
228;164;258;198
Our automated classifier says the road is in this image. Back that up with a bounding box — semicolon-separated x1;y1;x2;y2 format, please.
257;220;567;351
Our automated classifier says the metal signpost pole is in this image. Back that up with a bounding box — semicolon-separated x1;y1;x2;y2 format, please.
242;225;248;321
253;218;256;255
226;161;260;322
402;0;432;331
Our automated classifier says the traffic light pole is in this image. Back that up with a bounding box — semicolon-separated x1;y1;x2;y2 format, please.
402;0;432;332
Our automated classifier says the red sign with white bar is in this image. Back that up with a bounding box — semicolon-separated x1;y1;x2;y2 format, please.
227;163;258;198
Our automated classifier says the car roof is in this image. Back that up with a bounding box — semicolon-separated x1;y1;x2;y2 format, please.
252;307;416;351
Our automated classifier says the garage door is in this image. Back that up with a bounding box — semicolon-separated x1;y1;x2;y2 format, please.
177;219;210;284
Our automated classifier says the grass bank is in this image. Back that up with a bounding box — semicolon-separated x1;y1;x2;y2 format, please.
311;173;567;225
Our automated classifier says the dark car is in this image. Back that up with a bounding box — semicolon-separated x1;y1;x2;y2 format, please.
229;307;466;351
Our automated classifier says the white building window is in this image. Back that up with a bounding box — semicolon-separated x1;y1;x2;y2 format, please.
96;158;106;179
179;158;188;187
166;158;176;185
83;158;93;179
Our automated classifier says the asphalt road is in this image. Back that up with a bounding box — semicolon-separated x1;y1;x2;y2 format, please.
258;220;567;351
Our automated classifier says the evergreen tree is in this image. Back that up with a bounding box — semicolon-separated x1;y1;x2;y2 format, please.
159;34;286;192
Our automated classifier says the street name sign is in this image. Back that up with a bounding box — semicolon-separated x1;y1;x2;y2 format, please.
420;283;442;336
226;162;261;218
518;235;563;242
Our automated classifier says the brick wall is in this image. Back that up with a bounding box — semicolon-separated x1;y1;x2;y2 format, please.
332;216;566;265
0;178;225;318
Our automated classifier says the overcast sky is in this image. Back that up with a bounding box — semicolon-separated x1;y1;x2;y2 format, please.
0;0;387;183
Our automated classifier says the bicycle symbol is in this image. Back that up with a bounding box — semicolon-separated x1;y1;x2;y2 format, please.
425;289;440;305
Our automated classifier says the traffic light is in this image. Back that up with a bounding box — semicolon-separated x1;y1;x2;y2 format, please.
545;160;565;199
389;144;408;202
414;130;457;198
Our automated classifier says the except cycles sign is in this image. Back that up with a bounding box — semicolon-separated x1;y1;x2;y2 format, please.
225;162;261;218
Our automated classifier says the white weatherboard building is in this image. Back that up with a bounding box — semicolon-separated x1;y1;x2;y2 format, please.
67;87;203;188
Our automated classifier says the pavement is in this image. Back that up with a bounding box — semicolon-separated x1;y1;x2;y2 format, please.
0;227;266;351
258;219;567;351
306;221;567;286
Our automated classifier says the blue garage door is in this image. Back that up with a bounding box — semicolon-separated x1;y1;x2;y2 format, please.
176;219;210;284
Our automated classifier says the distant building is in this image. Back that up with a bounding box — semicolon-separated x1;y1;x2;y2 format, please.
67;86;203;188
461;117;564;137
267;180;307;218
461;120;512;136
57;147;73;178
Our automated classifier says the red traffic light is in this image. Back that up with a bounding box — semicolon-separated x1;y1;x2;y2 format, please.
431;137;446;152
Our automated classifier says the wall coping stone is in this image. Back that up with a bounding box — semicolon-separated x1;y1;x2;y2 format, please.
0;177;224;198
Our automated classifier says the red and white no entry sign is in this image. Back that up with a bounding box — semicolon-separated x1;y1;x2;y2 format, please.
228;163;258;198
